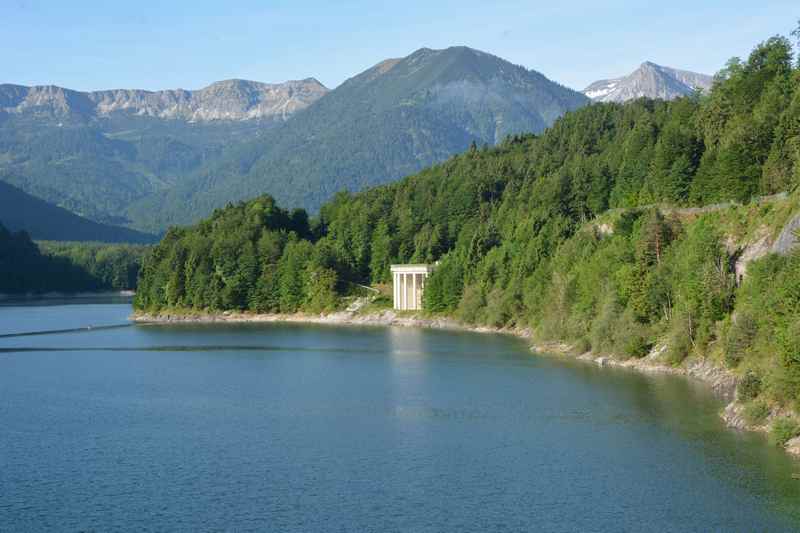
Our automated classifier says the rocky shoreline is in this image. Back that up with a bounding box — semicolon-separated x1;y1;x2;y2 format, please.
132;308;799;458
133;307;534;334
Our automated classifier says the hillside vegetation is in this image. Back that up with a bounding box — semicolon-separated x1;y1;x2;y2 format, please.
1;47;587;234
126;47;588;231
0;114;269;226
0;181;156;243
136;34;800;437
0;223;147;294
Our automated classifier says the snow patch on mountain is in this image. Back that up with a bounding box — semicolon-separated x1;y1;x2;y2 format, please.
583;62;713;103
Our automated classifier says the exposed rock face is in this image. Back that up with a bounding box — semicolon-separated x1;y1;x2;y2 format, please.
785;436;800;456
686;358;737;399
583;62;713;103
730;209;800;280
772;213;800;255
721;401;750;430
0;78;328;122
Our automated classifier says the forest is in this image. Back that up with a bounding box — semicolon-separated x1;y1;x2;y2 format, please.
0;224;146;294
135;32;800;439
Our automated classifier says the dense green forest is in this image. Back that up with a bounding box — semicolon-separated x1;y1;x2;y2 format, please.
38;241;148;291
136;33;800;439
0;223;146;294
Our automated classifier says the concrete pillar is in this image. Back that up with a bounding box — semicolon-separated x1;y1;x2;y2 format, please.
404;273;410;310
401;273;407;310
403;274;409;311
412;272;417;310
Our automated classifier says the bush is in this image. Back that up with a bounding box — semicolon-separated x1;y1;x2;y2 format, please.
665;314;693;365
483;287;511;327
621;328;652;359
573;337;591;354
588;293;621;355
456;285;485;323
775;319;800;405
737;371;763;402
770;417;800;447
303;267;339;313
743;401;770;425
724;313;757;368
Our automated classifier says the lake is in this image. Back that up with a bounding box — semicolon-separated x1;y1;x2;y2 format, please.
1;300;799;531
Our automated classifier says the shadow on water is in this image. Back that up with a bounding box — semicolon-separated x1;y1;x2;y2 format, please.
0;293;133;307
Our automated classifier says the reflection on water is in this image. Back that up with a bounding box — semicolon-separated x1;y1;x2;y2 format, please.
1;303;799;532
0;292;133;306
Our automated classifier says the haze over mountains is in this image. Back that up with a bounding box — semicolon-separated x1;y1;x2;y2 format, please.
0;46;715;238
583;62;713;103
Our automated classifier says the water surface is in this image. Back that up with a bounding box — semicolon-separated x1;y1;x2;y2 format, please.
1;302;799;531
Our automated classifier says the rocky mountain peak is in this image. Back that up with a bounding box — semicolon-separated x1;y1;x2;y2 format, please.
0;78;329;122
583;62;713;103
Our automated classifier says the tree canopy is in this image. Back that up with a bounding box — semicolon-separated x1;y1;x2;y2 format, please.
136;34;800;413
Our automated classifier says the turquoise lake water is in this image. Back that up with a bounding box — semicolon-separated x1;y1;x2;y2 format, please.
1;300;799;531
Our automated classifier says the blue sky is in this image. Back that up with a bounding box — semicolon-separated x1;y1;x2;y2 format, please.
2;0;797;92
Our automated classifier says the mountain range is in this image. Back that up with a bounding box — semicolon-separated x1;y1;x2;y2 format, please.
0;78;328;122
0;48;713;238
583;61;713;103
126;46;589;231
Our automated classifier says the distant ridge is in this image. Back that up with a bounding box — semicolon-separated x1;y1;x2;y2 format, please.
583;62;713;102
127;45;589;230
0;78;328;122
0;181;156;243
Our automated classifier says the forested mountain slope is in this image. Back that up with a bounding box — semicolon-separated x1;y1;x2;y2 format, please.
0;181;156;243
0;222;146;293
0;78;325;228
0;113;277;226
136;33;800;444
127;46;588;231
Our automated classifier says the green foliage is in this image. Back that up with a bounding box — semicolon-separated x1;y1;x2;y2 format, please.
0;223;141;293
133;31;800;413
733;252;800;406
743;400;770;425
0;114;268;231
130;47;589;231
770;417;800;447
38;241;147;290
738;371;763;402
665;313;695;365
133;196;342;314
724;313;758;367
423;254;464;313
0;181;155;244
304;266;339;313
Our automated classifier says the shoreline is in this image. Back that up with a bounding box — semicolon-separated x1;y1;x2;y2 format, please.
0;290;135;301
132;308;800;458
132;308;533;336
